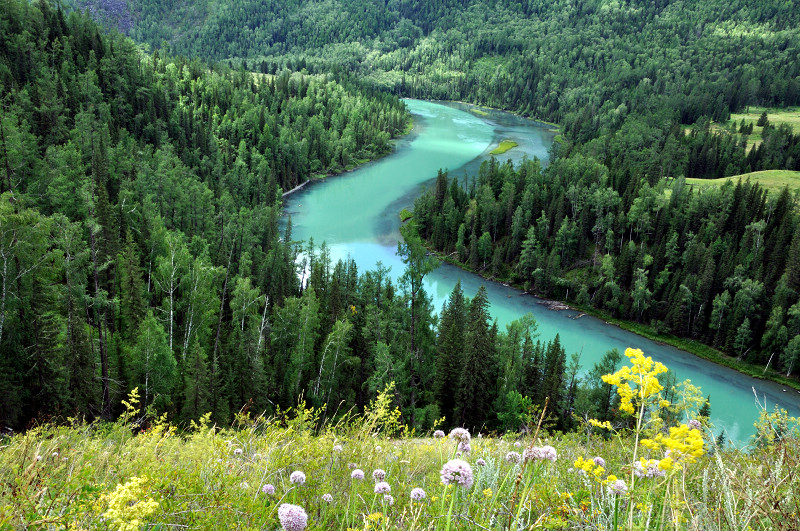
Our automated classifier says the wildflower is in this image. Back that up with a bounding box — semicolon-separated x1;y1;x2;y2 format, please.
372;469;386;482
333;444;343;453
593;456;606;468
573;456;596;475
524;445;557;462
240;481;250;489
640;423;705;464
375;446;382;452
476;458;487;466
482;488;493;498
633;459;666;478
100;476;159;531
688;419;702;431
322;493;333;503
433;430;445;438
351;469;365;480
505;451;522;464
348;462;357;469
262;484;276;495
440;459;474;488
374;481;391;494
383;494;394;506
609;479;628;495
52;452;59;458
233;448;243;456
588;419;613;430
514;441;521;448
458;441;471;454
410;488;426;501
602;348;668;415
290;471;306;485
278;503;308;531
449;427;471;443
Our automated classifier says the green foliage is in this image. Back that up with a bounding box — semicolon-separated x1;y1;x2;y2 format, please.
0;0;409;429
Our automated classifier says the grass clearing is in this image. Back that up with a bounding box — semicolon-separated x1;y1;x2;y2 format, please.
686;169;800;193
685;106;800;152
490;139;518;155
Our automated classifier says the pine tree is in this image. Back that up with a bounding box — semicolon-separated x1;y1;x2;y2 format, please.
434;281;467;422
455;286;496;430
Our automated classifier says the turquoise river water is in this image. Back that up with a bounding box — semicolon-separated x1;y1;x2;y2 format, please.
284;99;800;444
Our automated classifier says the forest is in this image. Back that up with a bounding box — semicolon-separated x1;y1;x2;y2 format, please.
2;0;799;434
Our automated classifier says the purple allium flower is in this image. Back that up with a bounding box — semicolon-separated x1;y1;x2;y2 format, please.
688;419;702;431
476;458;487;467
372;469;386;482
593;456;606;468
514;441;521;448
262;483;275;495
351;469;365;480
433;430;445;438
383;494;394;506
449;428;471;444
458;441;472;454
290;471;306;485
333;444;343;452
633;460;666;478
608;479;628;495
278;503;308;531
609;479;628;495
524;445;557;462
505;451;522;464
374;481;391;494
410;487;426;501
234;448;243;456
322;493;333;503
348;462;357;469
440;459;474;488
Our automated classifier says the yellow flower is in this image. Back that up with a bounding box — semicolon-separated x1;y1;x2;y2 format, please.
99;476;159;531
602;348;668;415
639;423;705;465
483;488;493;498
366;512;384;522
588;418;613;430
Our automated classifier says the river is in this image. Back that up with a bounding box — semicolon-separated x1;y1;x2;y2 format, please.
283;99;800;445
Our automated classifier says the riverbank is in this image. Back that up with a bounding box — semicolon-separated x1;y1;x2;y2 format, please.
283;114;415;199
426;244;800;393
435;99;561;132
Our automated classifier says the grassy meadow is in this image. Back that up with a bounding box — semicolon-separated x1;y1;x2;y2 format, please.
729;106;800;151
1;352;799;531
686;169;800;194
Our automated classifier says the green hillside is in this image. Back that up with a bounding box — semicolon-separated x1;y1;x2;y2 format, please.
687;170;800;192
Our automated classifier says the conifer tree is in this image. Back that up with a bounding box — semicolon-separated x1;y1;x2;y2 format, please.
455;286;496;430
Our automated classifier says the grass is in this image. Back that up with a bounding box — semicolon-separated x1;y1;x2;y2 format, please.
686;169;800;193
1;380;799;530
489;139;518;155
686;106;800;152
